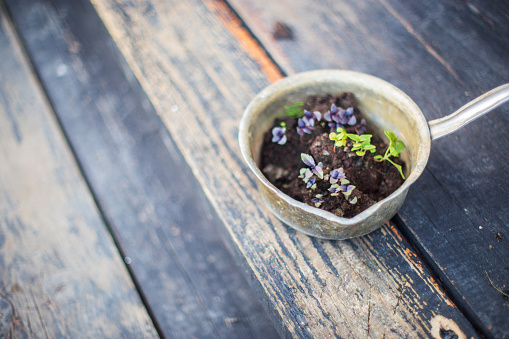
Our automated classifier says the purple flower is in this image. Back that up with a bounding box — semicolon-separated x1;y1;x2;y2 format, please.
306;177;316;189
324;104;356;131
311;194;324;208
299;168;316;188
329;178;356;203
298;168;313;180
296;110;321;135
355;119;367;134
271;125;287;145
340;184;355;197
304;109;321;121
329;168;346;184
328;184;341;196
301;153;323;179
296;116;314;135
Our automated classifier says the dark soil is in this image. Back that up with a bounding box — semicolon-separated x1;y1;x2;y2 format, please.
260;93;406;218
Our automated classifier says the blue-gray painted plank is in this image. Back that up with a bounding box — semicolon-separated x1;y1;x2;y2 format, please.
0;7;157;338
4;0;279;338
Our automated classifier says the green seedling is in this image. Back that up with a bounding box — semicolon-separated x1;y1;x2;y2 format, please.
349;133;376;156
329;127;349;149
374;131;406;179
329;128;376;156
265;102;305;121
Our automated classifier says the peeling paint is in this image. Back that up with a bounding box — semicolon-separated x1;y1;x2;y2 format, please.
430;315;466;339
203;0;283;83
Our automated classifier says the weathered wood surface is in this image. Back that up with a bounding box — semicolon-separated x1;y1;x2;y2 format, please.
85;0;491;337
225;0;509;337
4;0;279;338
0;7;158;338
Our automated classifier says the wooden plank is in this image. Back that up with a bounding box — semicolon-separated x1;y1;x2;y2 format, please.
86;0;484;337
224;0;509;337
0;7;158;338
3;0;279;338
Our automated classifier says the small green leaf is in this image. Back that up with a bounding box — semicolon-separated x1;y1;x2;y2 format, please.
384;130;396;142
384;131;406;157
284;102;304;110
264;102;305;121
348;134;359;141
393;141;406;155
359;134;371;142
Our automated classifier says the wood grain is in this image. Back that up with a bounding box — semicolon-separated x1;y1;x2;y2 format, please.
223;0;509;337
0;7;157;338
4;0;279;338
87;0;484;337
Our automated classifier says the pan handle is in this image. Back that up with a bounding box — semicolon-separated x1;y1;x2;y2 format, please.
428;84;509;140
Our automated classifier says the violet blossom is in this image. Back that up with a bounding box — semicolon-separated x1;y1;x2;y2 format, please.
301;153;323;179
329;168;346;184
271;122;287;145
296;110;321;135
311;194;324;208
324;104;356;131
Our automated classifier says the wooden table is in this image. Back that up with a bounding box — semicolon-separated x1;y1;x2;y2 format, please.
1;0;507;337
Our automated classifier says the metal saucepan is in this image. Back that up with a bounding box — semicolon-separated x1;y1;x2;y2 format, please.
239;70;509;240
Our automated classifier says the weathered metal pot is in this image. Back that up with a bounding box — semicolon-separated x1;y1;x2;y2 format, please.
239;70;509;240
